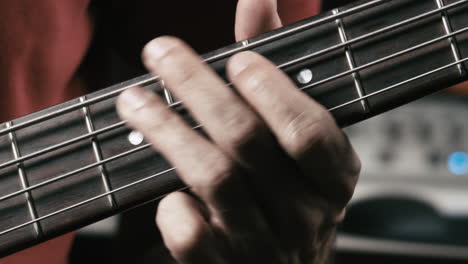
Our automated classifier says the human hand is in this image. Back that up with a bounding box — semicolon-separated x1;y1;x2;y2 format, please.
116;1;360;263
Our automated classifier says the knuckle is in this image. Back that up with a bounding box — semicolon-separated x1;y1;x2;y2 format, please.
143;102;178;130
239;66;273;94
146;40;203;90
162;55;202;89
283;109;332;157
223;113;268;155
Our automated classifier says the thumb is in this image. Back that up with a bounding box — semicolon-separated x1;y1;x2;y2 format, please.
235;0;283;41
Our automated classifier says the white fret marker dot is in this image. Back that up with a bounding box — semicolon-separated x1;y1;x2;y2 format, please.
128;131;144;145
296;69;313;84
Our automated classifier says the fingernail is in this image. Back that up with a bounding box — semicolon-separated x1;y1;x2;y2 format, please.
120;87;153;111
143;37;179;67
229;51;258;77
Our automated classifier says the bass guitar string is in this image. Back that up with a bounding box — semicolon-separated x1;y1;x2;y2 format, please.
2;41;468;237
0;0;389;138
0;124;200;204
0;121;126;171
0;167;185;237
0;1;467;173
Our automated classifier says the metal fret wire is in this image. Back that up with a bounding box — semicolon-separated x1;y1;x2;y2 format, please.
2;0;468;235
333;8;370;112
0;0;388;138
80;96;117;208
435;0;466;75
1;0;467;173
5;122;43;237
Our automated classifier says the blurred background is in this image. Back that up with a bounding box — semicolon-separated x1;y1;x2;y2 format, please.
335;85;468;264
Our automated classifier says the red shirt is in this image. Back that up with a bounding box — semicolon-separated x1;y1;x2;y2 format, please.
0;0;320;263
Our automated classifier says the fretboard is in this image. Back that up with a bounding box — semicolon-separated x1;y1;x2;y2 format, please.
1;0;468;257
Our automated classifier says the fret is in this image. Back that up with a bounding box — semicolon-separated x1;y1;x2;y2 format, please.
332;8;370;113
0;123;37;254
79;97;117;209
443;0;468;71
5;122;43;238
435;0;466;76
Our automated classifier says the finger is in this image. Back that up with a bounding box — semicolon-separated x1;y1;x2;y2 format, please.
116;86;275;253
140;37;336;246
227;52;361;207
157;192;224;264
141;36;262;162
235;0;282;41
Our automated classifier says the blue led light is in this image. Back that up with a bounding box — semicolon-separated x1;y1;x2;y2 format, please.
447;152;468;176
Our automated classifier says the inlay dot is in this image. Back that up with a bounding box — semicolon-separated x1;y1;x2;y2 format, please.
128;130;144;145
296;68;313;84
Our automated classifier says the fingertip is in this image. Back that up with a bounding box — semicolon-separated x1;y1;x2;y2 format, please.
156;192;213;261
142;36;183;69
116;86;154;119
